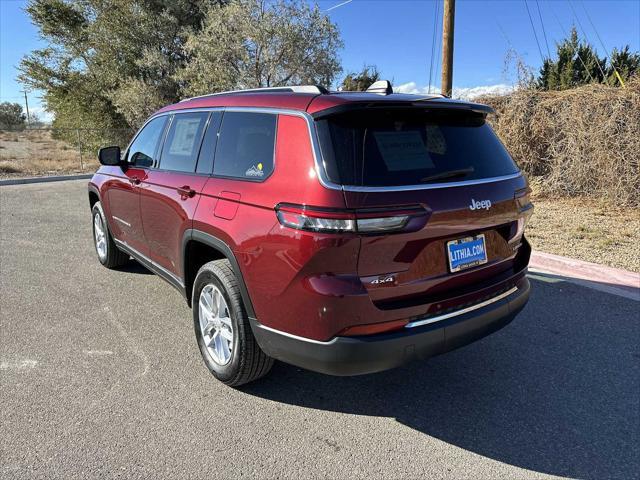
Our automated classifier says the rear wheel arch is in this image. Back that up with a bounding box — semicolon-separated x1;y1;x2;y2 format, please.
182;229;256;318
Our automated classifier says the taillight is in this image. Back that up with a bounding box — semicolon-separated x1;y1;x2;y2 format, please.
276;205;356;233
511;187;534;244
275;204;427;234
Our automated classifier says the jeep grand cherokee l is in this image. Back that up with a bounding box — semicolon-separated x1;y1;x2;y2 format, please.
88;82;533;386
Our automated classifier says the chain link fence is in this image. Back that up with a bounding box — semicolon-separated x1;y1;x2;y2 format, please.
0;127;134;176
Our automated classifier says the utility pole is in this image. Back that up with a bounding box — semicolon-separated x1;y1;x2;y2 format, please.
20;90;30;125
441;0;456;97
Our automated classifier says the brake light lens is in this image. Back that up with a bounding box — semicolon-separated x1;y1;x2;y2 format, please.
275;204;426;234
511;187;534;244
276;206;356;233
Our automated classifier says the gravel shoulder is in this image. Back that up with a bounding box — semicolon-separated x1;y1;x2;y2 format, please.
527;194;640;272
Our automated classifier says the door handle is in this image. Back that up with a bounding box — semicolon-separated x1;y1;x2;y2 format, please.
177;185;196;198
129;176;141;185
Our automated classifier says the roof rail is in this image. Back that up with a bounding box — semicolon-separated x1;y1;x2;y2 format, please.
180;85;328;102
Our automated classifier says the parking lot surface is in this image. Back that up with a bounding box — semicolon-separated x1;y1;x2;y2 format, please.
1;180;638;479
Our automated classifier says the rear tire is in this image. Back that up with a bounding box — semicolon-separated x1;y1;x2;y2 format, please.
193;259;273;386
91;202;129;269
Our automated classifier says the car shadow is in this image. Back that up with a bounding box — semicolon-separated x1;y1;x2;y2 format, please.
114;259;154;275
242;278;639;478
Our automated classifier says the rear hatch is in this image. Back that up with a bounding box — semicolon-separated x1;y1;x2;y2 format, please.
315;105;532;309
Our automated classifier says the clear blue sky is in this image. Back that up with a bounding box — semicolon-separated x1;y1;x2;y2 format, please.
1;0;639;120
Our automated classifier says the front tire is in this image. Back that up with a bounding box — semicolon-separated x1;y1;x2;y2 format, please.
193;259;273;386
91;202;129;269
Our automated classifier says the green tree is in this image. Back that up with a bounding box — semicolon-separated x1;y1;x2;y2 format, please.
0;103;27;130
177;1;342;96
538;27;638;90
607;46;640;86
19;0;213;148
340;65;381;91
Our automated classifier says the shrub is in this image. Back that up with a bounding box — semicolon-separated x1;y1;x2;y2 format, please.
479;77;640;206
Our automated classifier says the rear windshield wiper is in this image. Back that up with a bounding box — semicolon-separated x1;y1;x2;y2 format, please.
420;167;474;184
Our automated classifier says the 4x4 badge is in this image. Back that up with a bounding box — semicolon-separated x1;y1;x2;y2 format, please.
371;275;395;285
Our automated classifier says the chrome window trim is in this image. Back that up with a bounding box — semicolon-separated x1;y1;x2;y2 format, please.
132;106;522;192
405;286;519;329
337;172;524;192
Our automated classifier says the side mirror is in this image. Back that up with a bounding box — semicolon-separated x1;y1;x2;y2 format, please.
98;146;122;166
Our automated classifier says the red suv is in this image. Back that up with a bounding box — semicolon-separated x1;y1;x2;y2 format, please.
89;82;533;386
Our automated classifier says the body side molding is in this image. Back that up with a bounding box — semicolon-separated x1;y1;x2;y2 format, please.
114;238;187;299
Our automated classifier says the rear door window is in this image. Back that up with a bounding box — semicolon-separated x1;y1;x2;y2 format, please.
316;109;519;187
127;116;168;167
158;112;209;173
213;112;276;181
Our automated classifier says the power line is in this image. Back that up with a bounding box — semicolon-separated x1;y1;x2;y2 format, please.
567;0;610;85
579;0;626;87
535;0;551;59
428;0;440;93
548;1;596;84
524;0;545;64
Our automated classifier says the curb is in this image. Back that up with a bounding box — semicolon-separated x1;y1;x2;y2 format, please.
530;251;639;300
0;174;93;186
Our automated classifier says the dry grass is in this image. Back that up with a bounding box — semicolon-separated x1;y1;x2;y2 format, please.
527;190;640;272
0;130;99;177
480;77;640;206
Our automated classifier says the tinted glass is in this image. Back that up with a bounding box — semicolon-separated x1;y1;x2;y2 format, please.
128;116;167;168
214;112;276;180
316;109;519;187
196;111;223;174
159;112;209;173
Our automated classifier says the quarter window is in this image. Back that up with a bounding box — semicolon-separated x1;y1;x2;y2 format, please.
159;112;209;173
214;112;276;180
127;116;167;167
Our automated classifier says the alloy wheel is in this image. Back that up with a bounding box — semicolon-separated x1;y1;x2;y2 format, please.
198;284;234;365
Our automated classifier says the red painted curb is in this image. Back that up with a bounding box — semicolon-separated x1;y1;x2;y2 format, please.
530;251;640;291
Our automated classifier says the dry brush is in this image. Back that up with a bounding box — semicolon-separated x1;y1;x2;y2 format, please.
479;77;640;206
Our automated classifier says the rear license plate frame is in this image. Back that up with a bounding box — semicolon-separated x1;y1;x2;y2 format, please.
446;233;488;273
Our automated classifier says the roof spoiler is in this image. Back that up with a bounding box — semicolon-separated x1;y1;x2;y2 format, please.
312;100;494;119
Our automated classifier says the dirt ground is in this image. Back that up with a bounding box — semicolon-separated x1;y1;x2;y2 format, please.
0;129;98;177
527;193;640;272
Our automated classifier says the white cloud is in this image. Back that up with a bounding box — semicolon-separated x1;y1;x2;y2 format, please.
28;106;53;124
395;81;515;100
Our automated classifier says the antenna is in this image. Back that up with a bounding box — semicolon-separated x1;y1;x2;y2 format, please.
366;80;393;95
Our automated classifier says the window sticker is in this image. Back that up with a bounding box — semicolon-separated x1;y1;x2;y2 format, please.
169;118;201;156
245;162;264;177
373;131;435;171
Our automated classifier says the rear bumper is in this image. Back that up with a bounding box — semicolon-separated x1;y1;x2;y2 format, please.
251;276;530;376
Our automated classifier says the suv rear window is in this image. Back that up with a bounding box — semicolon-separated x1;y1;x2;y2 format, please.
316;109;519;187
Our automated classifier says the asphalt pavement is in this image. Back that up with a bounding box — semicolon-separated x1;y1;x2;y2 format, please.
1;180;638;479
